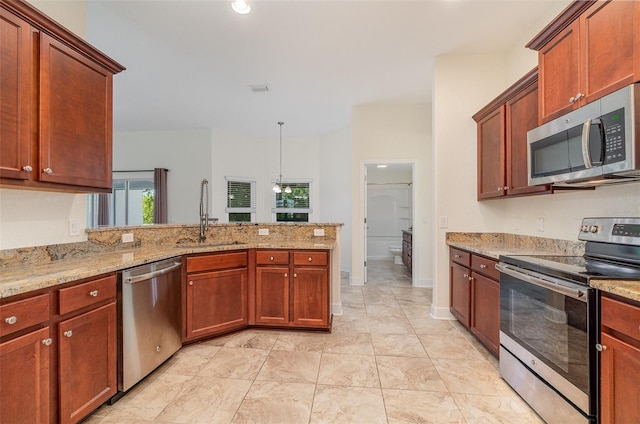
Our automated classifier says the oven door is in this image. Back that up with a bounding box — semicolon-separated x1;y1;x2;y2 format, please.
497;263;597;416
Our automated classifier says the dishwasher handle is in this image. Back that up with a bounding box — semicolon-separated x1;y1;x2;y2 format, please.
124;261;182;284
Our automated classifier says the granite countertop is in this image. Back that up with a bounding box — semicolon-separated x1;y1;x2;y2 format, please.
0;240;334;299
446;232;640;303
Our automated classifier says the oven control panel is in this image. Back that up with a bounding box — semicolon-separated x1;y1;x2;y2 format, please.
579;217;640;245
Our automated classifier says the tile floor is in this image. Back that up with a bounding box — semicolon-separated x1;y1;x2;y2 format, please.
85;259;543;424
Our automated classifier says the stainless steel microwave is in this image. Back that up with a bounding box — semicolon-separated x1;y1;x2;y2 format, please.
527;83;640;187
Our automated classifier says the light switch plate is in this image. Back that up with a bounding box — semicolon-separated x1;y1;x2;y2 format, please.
258;228;269;236
314;229;325;236
122;233;134;243
68;219;80;237
537;218;545;232
439;216;448;229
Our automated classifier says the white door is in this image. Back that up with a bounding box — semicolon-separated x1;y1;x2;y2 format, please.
363;166;368;283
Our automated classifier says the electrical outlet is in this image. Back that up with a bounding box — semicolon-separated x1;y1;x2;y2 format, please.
514;217;521;230
314;229;325;236
122;233;134;243
68;219;80;237
258;228;269;236
537;218;545;232
439;216;448;229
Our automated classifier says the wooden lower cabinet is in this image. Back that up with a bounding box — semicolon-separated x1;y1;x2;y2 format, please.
599;295;640;423
254;250;331;330
470;272;500;356
449;247;499;357
449;262;471;327
291;267;329;327
58;302;116;424
255;266;289;325
185;268;248;340
184;252;249;341
0;327;51;424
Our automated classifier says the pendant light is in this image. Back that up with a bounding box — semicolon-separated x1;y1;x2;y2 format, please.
273;122;291;194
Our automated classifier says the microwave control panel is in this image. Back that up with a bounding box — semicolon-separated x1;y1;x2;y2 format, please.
602;108;626;163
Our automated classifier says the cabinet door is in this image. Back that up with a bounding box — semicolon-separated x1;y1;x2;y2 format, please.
600;332;640;424
58;302;116;424
255;267;290;325
505;82;550;197
581;0;640;105
292;267;329;328
185;268;248;340
477;106;505;200
450;262;471;328
0;9;32;181
0;327;50;424
538;21;581;123
470;273;499;356
39;33;113;190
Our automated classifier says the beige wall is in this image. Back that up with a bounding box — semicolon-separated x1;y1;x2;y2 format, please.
351;104;432;286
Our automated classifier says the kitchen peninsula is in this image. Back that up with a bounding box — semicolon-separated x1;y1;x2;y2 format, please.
0;223;342;424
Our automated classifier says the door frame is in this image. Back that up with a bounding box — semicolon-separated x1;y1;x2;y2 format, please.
360;159;417;286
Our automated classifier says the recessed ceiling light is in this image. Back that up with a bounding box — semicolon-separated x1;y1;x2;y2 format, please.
231;0;251;15
377;164;388;168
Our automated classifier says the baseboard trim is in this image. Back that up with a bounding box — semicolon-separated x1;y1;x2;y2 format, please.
332;303;344;316
350;276;364;286
430;305;456;320
414;278;432;288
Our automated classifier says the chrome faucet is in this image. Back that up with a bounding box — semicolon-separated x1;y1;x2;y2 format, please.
199;179;209;242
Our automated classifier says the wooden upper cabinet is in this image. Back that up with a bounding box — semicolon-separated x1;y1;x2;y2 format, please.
538;21;581;123
476;106;505;200
530;0;640;124
0;0;124;193
505;82;550;196
39;33;113;189
0;8;32;181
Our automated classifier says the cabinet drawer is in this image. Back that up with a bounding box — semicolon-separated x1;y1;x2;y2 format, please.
293;251;328;266
0;293;50;338
187;251;248;273
450;248;471;267
602;296;640;342
471;255;499;280
256;250;290;265
59;274;116;316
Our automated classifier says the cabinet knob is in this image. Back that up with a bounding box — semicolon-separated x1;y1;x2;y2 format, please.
480;264;487;269
463;273;468;278
156;345;162;352
569;96;576;104
504;186;509;191
89;290;99;297
454;254;461;259
294;273;297;278
497;187;502;191
308;257;312;262
5;316;17;325
22;165;33;172
270;256;274;261
284;273;288;278
468;276;473;281
64;330;73;338
42;338;53;346
189;281;194;286
595;343;607;352
575;93;584;100
43;167;53;174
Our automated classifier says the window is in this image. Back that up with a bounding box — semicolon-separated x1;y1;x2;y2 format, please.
87;177;154;227
226;177;256;222
272;180;312;222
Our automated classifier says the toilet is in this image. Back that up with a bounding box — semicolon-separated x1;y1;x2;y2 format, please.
389;245;403;264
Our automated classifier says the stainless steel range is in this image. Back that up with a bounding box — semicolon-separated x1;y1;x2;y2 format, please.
498;217;640;424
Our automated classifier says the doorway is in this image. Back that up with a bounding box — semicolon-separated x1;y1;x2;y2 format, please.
364;162;415;285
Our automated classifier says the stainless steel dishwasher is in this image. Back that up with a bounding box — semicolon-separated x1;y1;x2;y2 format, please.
118;257;182;393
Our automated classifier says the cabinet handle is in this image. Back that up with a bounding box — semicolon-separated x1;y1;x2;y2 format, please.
308;257;312;262
22;165;33;172
42;338;53;346
189;281;194;286
43;167;53;174
284;273;288;277
480;264;487;269
294;273;297;278
89;290;99;297
64;330;73;338
270;256;274;261
595;343;607;352
5;316;17;325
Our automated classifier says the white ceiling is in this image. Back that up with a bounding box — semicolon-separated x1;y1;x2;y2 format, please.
86;0;568;138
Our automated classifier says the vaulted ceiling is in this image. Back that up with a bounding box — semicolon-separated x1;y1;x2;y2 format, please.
86;0;568;138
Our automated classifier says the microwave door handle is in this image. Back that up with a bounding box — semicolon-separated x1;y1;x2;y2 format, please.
581;119;594;168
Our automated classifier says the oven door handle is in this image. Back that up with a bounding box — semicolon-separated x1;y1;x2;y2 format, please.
496;263;588;302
